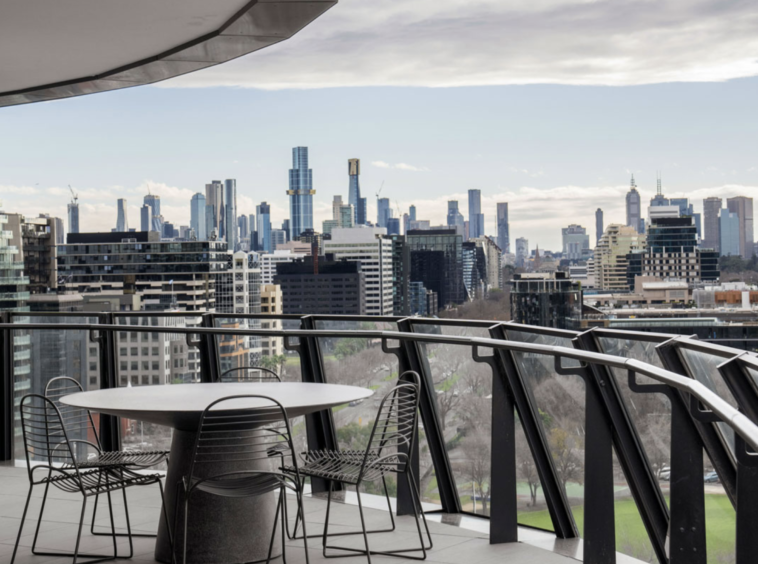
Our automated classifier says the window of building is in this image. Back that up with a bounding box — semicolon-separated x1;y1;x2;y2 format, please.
131;361;138;371
89;362;97;371
120;361;128;372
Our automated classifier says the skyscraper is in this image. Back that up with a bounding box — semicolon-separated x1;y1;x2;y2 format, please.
190;193;207;240
348;158;366;225
447;201;464;232
288;147;315;240
257;202;272;253
116;198;128;231
67;201;79;234
702;197;722;252
515;237;529;268
205;180;223;239
626;175;641;232
468;189;485;239
720;208;740;257
409;205;417;222
144;194;160;219
377;198;392;228
497;202;509;253
727;196;755;259
595;208;603;244
140;204;152;233
561;224;590;261
224;179;237;250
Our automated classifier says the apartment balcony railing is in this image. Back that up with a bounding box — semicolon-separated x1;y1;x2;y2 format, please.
1;312;758;564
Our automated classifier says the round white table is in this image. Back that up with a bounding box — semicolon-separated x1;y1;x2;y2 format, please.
62;382;373;564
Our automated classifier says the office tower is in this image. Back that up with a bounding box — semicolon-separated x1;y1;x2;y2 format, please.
249;214;256;237
324;227;394;315
510;272;581;330
281;219;290;242
468;189;485;239
270;229;287;249
403;213;410;235
237;215;249;247
386;234;410;315
446;201;464;232
497;203;509;253
595;208;603;244
702;197;722;251
626;175;641;232
639;216;718;282
140;204;152;233
561;224;590;261
224;179;237;250
205;180;224;238
258;250;307;284
288;146;315;239
473;236;503;290
649;173;669;207
409;205;417;222
256;202;272;253
515;237;529;268
190;193;206;240
67;202;80;234
377;198;392;228
727;196;755;259
387;217;400;235
348;158;366;225
720;208;740;257
116;198;128;231
144;194;160;219
407;228;464;308
594;225;645;291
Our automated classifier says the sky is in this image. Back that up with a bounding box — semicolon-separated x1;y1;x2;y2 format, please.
1;0;758;251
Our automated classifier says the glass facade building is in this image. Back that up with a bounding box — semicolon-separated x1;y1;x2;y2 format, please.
626;176;641;232
224;179;237;251
288;147;315;240
256;202;272;253
468;189;485;239
407;228;464;307
116;198;128;232
67;202;80;234
190;193;207;240
497;202;509;254
347;158;366;225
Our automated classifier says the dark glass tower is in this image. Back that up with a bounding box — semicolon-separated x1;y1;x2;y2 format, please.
348;158;366;225
288;147;315;240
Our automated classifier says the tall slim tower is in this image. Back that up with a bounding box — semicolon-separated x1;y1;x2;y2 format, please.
409;205;417;222
595;208;604;244
727;196;755;259
348;158;365;225
67;203;79;234
377;198;392;228
224;179;237;250
205;180;224;238
468;189;485;239
625;174;641;232
140;204;152;232
496;202;509;253
116;199;128;231
447;201;464;232
257;202;272;252
702;197;722;252
190;193;207;240
288;147;314;240
144;194;160;219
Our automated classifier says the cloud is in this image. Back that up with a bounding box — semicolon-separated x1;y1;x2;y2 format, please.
161;0;758;90
371;161;429;172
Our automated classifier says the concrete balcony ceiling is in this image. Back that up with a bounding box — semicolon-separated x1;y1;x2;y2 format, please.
0;0;336;108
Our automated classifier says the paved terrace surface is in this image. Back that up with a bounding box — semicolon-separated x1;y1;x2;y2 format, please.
0;463;643;564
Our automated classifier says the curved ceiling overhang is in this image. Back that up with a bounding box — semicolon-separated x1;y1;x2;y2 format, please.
0;0;336;108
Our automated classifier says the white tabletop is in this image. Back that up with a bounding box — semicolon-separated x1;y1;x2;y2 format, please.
61;382;373;431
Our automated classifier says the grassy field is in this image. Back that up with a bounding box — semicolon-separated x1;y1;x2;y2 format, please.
517;495;736;563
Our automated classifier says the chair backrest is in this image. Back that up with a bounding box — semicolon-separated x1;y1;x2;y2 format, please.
188;394;297;482
365;371;422;465
218;366;281;383
19;394;80;475
44;376;101;450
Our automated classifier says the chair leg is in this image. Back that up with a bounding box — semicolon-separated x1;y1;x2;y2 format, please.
10;485;33;564
280;489;288;564
408;468;433;551
355;488;373;564
266;491;283;564
72;496;88;564
104;490;119;560
321;480;334;556
31;481;51;554
296;487;311;564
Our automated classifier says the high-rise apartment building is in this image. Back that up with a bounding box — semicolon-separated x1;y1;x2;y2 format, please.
190;193;207;240
288;147;315;239
594;224;645;291
407;228;464;307
702;197;722;252
409;205;417;222
348;159;366;225
626;175;641;232
446;201;464;233
259;250;306;285
468;189;485;239
595;208;603;244
515;237;529;268
377;198;392;228
720;208;740;257
562;224;591;261
497;203;509;254
324;227;394;316
224;179;237;251
727;196;754;259
474;236;503;290
5;213;59;297
256;202;271;253
68;201;80;234
387;218;400;235
143;194;162;233
140;204;152;233
205;180;224;239
116;198;128;232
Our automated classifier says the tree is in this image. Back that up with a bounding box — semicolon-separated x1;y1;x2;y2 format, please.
516;429;541;507
548;426;583;492
459;430;492;515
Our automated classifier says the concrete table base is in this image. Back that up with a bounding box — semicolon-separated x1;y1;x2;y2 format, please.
155;429;281;564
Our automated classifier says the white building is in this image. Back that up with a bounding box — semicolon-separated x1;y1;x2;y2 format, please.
259;250;306;285
323;227;394;316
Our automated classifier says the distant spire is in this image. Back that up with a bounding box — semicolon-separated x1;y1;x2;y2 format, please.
656;171;662;196
630;173;637;190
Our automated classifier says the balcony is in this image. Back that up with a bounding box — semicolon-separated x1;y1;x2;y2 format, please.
1;313;757;564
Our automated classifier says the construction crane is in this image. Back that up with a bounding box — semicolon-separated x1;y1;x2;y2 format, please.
375;181;384;200
146;181;152;196
68;185;78;204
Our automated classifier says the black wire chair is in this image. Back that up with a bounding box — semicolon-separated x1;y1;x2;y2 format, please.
217;366;282;382
292;371;432;563
45;376;170;541
12;394;172;564
172;394;310;564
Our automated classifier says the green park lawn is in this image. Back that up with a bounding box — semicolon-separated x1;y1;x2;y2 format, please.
518;494;736;563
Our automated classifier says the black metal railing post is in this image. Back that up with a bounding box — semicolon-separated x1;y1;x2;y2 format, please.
398;318;462;515
472;341;518;543
96;312;121;452
200;313;220;382
0;311;12;461
489;323;579;539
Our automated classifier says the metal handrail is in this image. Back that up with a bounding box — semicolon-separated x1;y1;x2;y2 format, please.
3;320;758;452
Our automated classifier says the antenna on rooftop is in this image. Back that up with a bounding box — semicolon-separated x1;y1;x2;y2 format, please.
656;171;662;196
